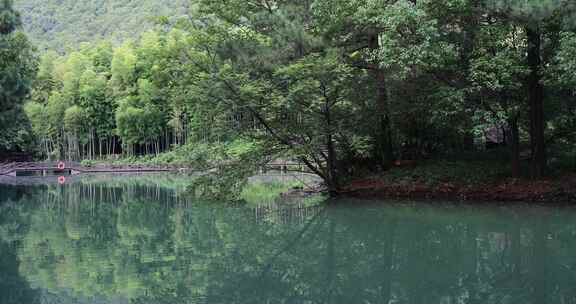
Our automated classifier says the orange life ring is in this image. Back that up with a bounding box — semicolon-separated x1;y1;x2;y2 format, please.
57;162;66;170
58;176;66;184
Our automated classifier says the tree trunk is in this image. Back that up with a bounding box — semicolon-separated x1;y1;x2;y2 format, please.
461;2;479;153
510;115;520;178
369;35;393;170
324;102;339;194
526;26;546;178
59;128;66;161
45;139;51;161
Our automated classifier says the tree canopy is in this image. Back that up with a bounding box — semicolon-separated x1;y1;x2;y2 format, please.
14;0;192;51
0;0;36;153
5;0;576;192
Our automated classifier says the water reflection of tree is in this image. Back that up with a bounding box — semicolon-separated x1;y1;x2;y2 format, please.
0;241;40;304
4;184;576;303
133;205;576;304
0;187;41;303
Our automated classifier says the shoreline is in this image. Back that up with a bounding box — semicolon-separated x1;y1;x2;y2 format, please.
339;175;576;204
4;161;576;204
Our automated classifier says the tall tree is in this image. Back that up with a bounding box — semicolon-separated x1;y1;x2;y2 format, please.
0;0;36;153
486;0;575;177
312;0;455;168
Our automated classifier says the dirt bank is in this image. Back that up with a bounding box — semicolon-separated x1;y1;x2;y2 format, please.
342;175;576;203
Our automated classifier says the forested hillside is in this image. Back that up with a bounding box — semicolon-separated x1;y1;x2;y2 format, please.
3;0;576;197
14;0;191;51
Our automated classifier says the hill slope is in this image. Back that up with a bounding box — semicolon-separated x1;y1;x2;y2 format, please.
14;0;191;51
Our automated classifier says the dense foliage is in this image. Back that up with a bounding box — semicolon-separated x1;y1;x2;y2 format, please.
1;0;574;193
14;0;191;51
0;0;36;153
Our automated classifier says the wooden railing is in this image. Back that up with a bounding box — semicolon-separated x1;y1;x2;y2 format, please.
0;162;176;177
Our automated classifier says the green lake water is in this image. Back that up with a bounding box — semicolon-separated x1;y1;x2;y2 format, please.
0;174;574;303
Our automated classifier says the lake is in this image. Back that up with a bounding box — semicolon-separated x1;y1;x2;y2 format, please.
0;174;574;303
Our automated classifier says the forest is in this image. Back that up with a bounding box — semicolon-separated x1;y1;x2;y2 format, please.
2;0;576;194
14;0;192;51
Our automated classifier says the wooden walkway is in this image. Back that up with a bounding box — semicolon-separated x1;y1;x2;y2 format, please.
0;159;312;177
0;162;175;177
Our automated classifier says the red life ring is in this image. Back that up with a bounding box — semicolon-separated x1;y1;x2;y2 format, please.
58;176;66;184
57;162;66;170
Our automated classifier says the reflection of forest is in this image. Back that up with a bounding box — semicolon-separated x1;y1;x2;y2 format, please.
0;241;39;304
1;182;576;303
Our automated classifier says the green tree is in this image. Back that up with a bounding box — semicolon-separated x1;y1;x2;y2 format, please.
0;0;36;153
468;21;529;177
485;0;576;177
312;0;454;168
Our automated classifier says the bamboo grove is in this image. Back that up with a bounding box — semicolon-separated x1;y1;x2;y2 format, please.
3;0;576;192
24;32;195;160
